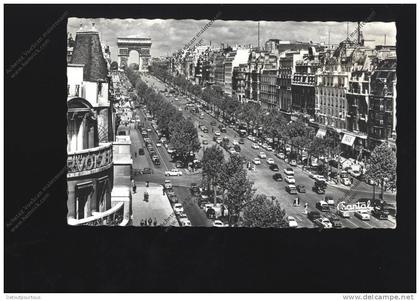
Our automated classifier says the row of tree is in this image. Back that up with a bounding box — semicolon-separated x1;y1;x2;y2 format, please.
202;145;288;228
151;63;397;200
125;67;201;163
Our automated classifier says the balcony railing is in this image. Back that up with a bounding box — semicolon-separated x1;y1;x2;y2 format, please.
67;143;113;178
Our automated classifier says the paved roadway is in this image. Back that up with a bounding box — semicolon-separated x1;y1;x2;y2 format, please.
134;73;396;229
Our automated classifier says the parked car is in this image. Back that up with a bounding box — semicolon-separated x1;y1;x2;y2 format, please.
316;201;330;212
285;184;298;194
210;121;216;126
287;216;298;228
273;173;283;182
152;158;161;165
138;148;145;155
214;131;221;137
337;208;351;218
234;145;241;153
213;220;227;227
252;158;261;165
372;208;389;220
289;159;297;167
284;167;294;176
142;167;152;174
269;164;279;171
266;158;275;165
252;143;259;149
341;177;352;186
179;218;192;227
173;203;184;215
239;138;245;144
190;183;200;196
165;169;183;176
354;210;371;221
248;135;256;142
202;139;208;145
296;185;306;193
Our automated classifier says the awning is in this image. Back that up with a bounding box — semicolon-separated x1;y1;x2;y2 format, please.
341;134;356;146
316;128;327;138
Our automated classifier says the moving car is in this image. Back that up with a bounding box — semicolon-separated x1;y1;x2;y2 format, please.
289;159;297;166
312;179;327;194
252;158;261;165
239;138;245;144
173;203;184;214
251;143;259;149
214;131;221;137
285;175;296;184
152;158;161;165
138;148;145;155
307;211;321;221
276;152;285;160
272;173;283;182
202;139;208;145
156;142;162;147
285;184;298;194
190;183;200;196
354;210;370;221
234;145;241;153
372;208;389;220
210;121;216;126
324;195;335;206
266;158;275;165
316;201;330;212
296;185;306;193
337;208;351;218
287;216;298;228
314;217;333;229
258;152;267;159
269;164;279;172
284;167;294;176
233;140;238;145
165;169;183;176
213;220;227;227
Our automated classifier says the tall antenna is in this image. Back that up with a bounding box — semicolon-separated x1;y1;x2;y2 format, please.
384;34;387;45
328;29;331;46
258;21;260;50
346;22;349;40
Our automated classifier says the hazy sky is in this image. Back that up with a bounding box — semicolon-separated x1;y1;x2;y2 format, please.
68;17;396;60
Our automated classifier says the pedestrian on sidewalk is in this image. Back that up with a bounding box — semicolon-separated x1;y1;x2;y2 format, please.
153;218;157;226
148;217;153;226
140;219;144;226
146;181;149;188
132;179;137;194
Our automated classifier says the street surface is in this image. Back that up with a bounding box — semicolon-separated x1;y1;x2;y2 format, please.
126;73;397;229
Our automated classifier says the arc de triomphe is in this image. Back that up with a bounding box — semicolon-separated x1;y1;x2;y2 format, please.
117;37;152;71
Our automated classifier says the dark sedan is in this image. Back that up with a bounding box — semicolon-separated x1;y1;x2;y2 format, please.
296;185;306;193
272;173;283;182
142;167;152;174
269;164;279;171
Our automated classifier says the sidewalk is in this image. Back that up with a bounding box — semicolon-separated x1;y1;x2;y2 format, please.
131;183;179;227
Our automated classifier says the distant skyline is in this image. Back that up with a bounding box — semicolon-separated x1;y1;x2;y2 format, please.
68;17;396;60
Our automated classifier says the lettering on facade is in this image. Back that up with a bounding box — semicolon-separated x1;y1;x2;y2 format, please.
67;146;113;175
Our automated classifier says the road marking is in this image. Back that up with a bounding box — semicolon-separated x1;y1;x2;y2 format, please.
295;215;303;221
346;219;359;228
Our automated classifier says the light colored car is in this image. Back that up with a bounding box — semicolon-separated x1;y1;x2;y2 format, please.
285;175;296;184
348;169;361;178
355;210;370;221
173;203;184;214
251;143;260;149
284;168;294;176
165;168;183;176
287;216;298;228
341;177;351;186
314;175;327;182
228;148;236;154
167;148;176;154
258;152;267;159
233;140;238;145
314;217;333;229
180;218;192;227
248;135;256;142
338;208;351;218
164;179;172;189
262;143;269;150
324;195;335;206
289;159;297;166
252;158;261;165
216;137;222;144
213;220;227;227
156;142;162;147
266;146;273;151
266;158;275;165
276;152;285;160
214;131;221;137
